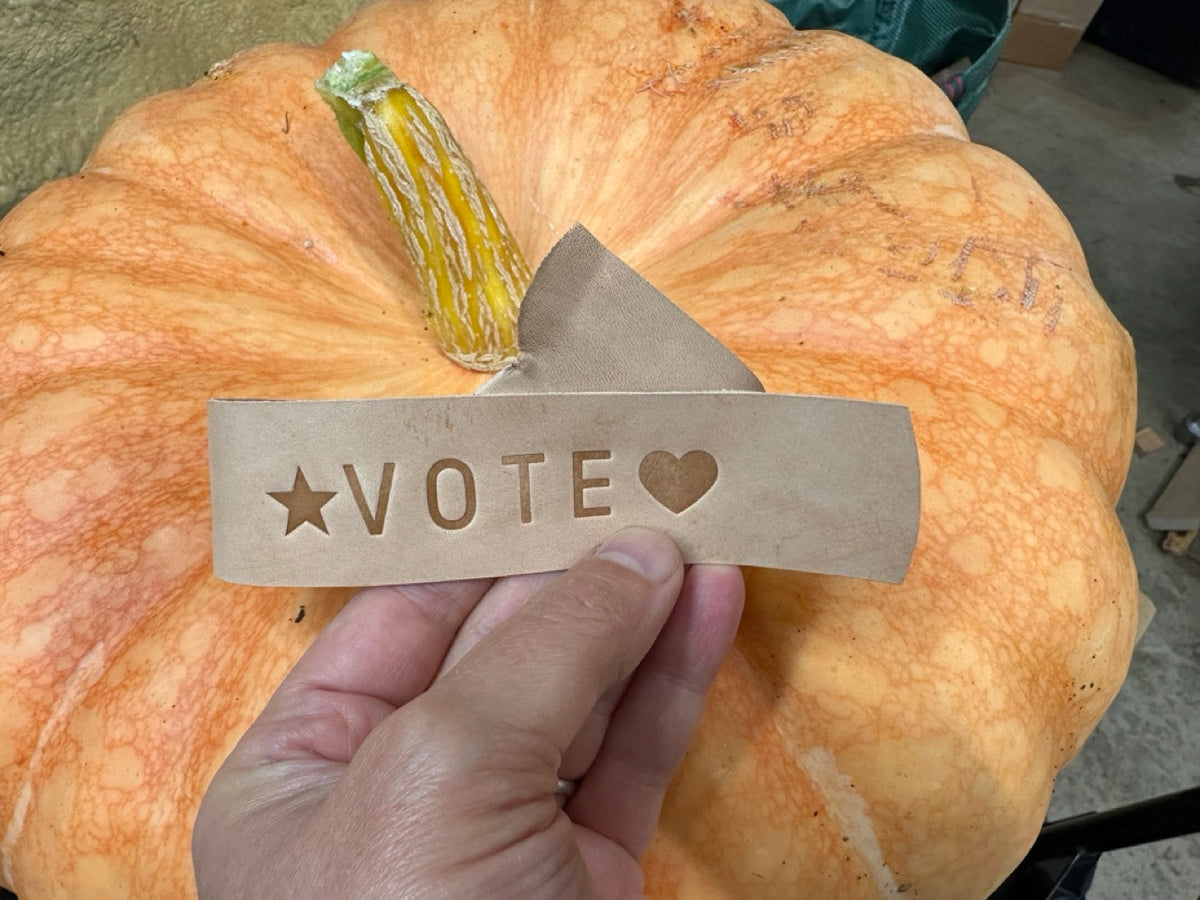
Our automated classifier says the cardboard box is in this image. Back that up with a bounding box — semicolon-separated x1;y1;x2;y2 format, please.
1002;13;1086;69
1017;0;1104;29
1002;0;1105;69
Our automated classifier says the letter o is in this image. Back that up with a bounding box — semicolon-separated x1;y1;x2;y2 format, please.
426;458;477;530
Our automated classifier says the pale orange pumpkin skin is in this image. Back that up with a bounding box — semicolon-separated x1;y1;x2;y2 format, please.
0;0;1137;897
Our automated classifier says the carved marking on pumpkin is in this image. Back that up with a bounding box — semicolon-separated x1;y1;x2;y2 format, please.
864;184;907;218
1021;258;1040;309
728;99;813;140
939;289;975;308
1044;300;1063;334
951;235;976;279
772;172;858;207
636;60;695;97
709;34;814;87
914;237;1078;323
971;174;984;204
268;468;337;535
782;93;815;113
638;450;718;513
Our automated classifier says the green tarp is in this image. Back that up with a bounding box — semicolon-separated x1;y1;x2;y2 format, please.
769;0;1011;118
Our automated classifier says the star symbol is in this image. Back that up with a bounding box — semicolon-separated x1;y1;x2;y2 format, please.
268;468;338;535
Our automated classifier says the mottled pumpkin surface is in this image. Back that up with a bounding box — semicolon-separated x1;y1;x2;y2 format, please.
0;0;1137;897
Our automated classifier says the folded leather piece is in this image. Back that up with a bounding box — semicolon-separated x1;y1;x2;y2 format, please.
208;392;918;585
477;224;764;395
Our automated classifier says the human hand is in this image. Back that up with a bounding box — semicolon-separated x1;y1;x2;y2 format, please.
193;528;744;899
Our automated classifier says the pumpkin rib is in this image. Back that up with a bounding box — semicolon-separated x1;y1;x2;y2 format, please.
70;47;423;315
0;168;472;402
1;181;402;315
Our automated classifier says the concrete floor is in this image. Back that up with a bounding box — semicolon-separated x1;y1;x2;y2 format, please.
971;43;1200;899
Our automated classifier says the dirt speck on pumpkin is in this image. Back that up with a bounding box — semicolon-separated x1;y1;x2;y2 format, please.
293;605;306;624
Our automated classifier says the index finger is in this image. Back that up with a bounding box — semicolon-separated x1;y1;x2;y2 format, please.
243;577;493;765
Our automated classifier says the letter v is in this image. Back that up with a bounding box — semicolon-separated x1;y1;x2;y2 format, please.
343;463;396;536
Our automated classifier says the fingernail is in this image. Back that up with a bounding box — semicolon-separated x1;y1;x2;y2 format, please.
595;527;680;581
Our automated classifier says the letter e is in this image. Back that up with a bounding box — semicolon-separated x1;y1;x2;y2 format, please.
572;450;611;518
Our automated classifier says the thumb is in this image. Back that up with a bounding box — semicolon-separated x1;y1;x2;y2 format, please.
427;527;684;753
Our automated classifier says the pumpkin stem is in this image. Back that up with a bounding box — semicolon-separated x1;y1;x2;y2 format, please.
316;50;528;371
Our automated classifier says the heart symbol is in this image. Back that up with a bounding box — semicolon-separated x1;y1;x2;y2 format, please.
638;450;718;514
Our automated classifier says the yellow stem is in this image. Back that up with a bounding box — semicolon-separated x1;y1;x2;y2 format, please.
317;50;528;371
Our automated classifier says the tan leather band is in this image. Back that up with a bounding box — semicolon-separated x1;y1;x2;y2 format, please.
208;391;918;586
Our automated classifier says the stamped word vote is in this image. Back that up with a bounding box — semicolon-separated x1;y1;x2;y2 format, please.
267;448;720;537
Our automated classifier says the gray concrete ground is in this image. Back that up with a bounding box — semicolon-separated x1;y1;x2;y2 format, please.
971;44;1200;900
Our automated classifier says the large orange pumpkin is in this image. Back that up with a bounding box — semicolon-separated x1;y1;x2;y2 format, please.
0;0;1138;897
